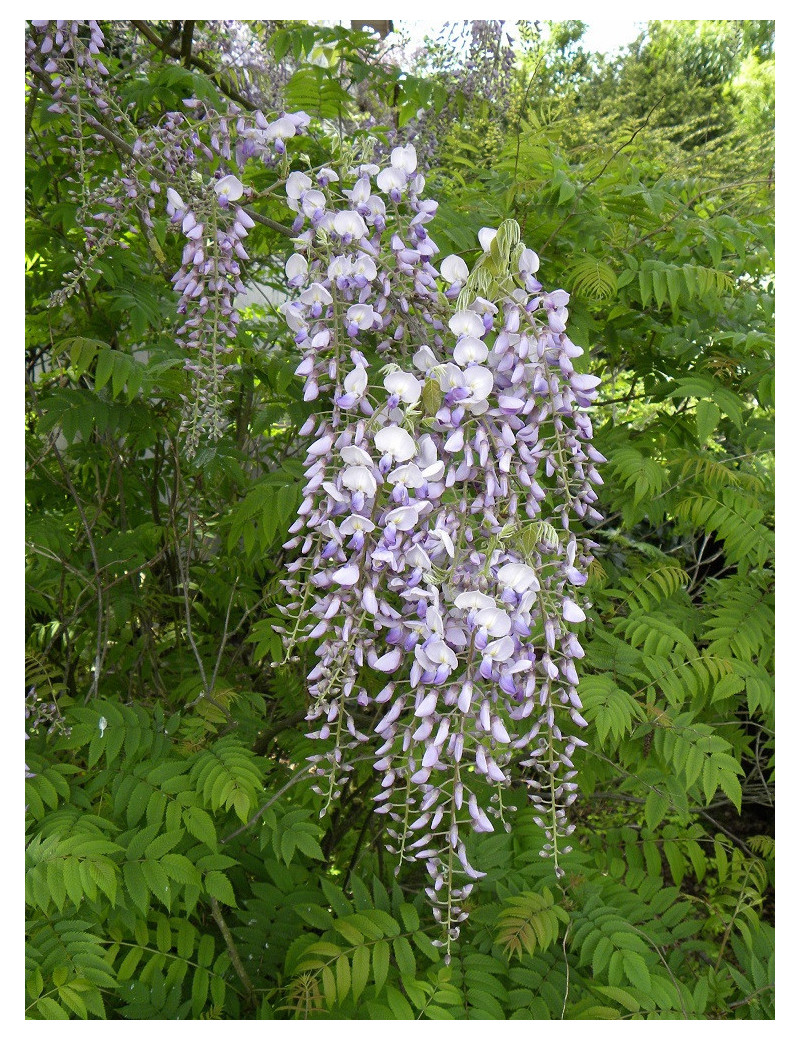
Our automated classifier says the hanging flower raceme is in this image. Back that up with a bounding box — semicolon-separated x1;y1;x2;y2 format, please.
275;147;603;957
26;20;108;109
29;14;313;455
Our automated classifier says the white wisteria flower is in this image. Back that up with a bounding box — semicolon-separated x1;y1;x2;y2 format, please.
462;365;494;405
214;174;244;202
281;301;306;332
453;336;489;366
284;253;308;287
429;527;455;558
352;254;378;281
286;171;312;199
332;564;360;586
301;189;326;218
454;591;496;611
384;370;422;405
340;465;377;497
340;514;375;536
406;545;433;571
266;115;296;140
299;282;333;307
343;365;368;398
339;445;373;466
391;144;417;174
387;463;425;489
474;606;512;638
328;255;353;280
449;310;486;339
346;303;376;330
482;635;515;662
166;187;186;211
519;247;540;274
375;425;416;462
413;345;438;372
497;562;540;593
440;254;469;284
333;210;368;238
478;226;497;252
385;504;423;531
377;166;407;193
562;599;586;623
416;638;458;672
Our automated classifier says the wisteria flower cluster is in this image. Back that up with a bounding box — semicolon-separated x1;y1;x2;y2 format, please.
273;143;603;954
26;19;108;110
27;16;311;451
140;103;310;450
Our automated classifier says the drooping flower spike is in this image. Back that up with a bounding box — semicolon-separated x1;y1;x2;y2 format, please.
275;150;603;957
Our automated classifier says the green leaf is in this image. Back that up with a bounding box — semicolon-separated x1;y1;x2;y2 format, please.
145;830;183;859
595;985;641;1013
696;400;721;443
141;858;171;907
702;757;718;804
352;943;370;1003
333;918;364;946
161;854;202;887
191;966;210;1016
293;830;325;860
94;349;114;391
372;940;390;993
718;769;743;812
204;870;236;907
386;985;414;1019
336;954;351;1003
35;996;70;1020
392;936;416;977
398;903;419;932
156;915;172;953
622;951;652;993
183;807;217;849
117;945;144;982
411;929;440;963
644;789;669;831
321;965;337;1009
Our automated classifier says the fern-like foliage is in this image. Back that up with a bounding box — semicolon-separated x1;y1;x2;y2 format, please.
495;889;570;961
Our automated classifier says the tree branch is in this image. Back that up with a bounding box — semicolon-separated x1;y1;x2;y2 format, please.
131;19;257;112
180;20;196;68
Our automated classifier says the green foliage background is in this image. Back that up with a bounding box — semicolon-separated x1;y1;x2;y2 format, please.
25;19;774;1020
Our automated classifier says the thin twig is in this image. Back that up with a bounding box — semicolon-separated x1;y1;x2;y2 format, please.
728;984;774;1010
221;764;315;843
25;81;40;136
630;924;689;1019
342;809;374;891
209;579;239;695
560;921;571;1020
209;896;257;1006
